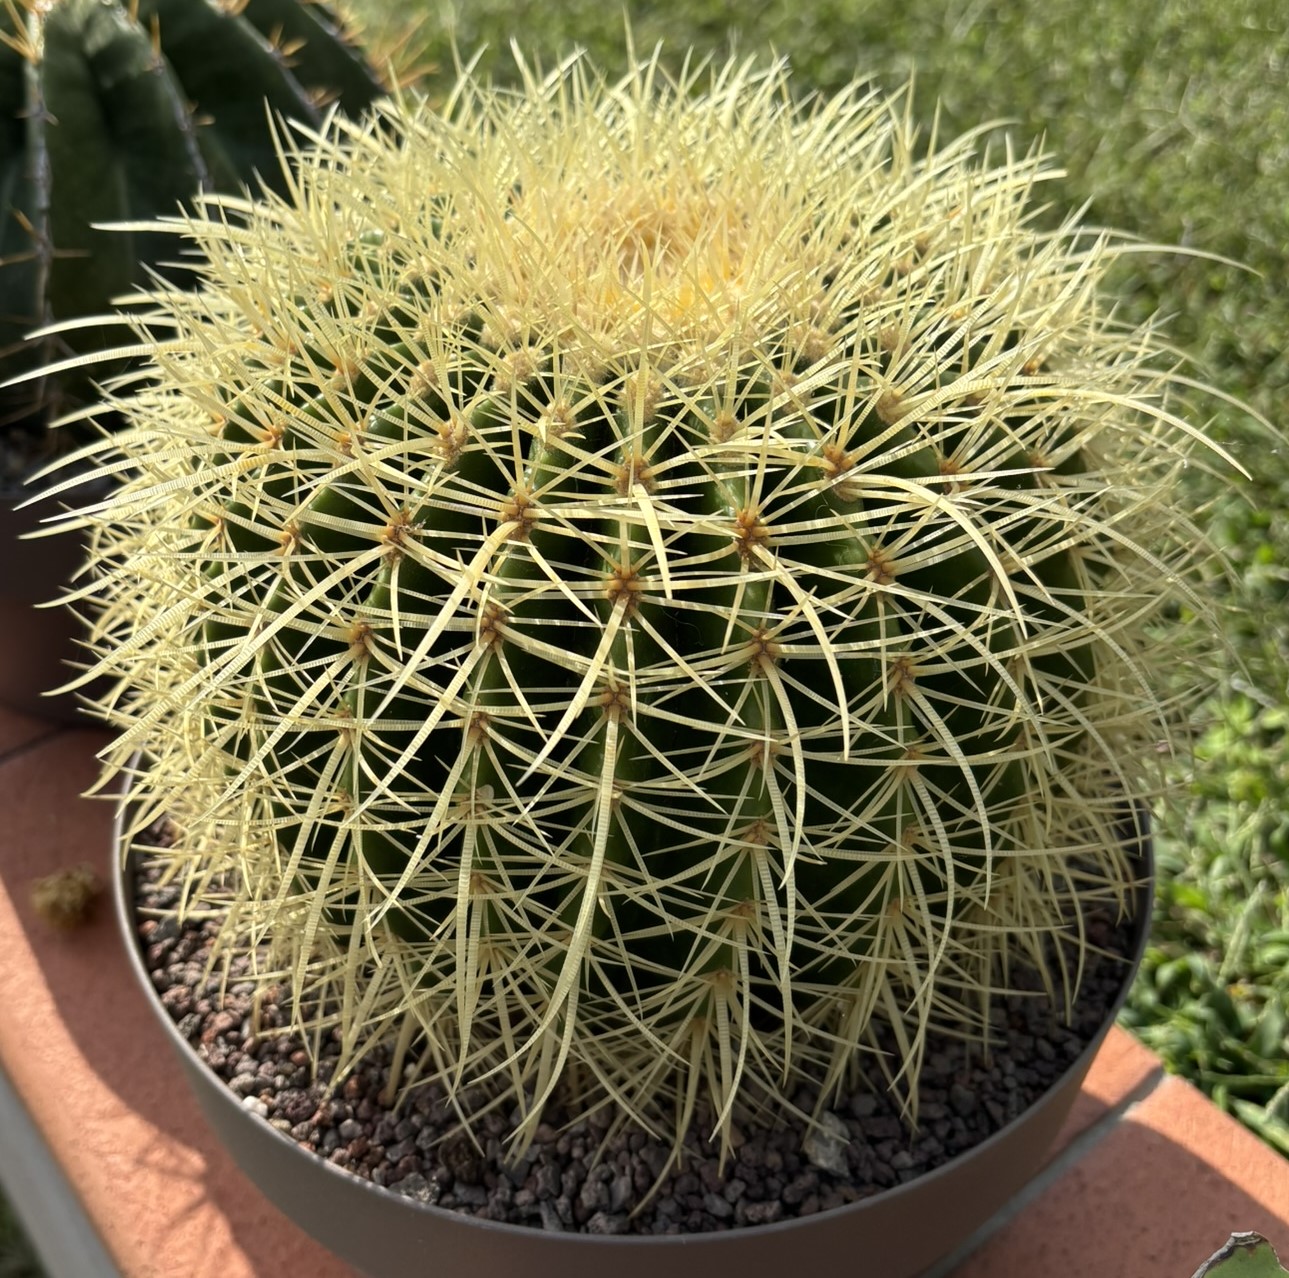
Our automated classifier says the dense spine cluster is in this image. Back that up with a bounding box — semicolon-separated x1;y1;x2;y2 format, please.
68;55;1226;1152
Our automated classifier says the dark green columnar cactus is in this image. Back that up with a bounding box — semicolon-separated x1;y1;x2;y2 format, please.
0;0;384;452
69;55;1240;1154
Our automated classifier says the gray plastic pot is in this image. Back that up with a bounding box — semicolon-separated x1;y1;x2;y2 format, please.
113;798;1152;1278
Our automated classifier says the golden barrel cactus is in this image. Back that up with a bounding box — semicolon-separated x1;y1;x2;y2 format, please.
63;54;1236;1154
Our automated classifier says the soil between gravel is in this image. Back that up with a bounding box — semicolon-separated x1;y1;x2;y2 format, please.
131;855;1141;1236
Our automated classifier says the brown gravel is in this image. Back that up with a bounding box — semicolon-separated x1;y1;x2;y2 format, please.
133;858;1140;1236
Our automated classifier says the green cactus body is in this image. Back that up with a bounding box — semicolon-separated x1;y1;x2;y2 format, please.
0;0;384;431
76;56;1231;1149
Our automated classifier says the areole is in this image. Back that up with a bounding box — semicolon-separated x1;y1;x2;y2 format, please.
113;788;1153;1278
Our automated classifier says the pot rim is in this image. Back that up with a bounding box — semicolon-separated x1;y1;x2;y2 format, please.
111;778;1154;1246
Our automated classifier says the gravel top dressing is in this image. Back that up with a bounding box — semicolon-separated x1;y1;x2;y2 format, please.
133;858;1136;1236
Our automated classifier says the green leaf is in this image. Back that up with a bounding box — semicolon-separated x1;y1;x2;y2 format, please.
1193;1232;1289;1278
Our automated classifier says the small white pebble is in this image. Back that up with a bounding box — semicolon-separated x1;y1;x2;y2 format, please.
802;1111;850;1175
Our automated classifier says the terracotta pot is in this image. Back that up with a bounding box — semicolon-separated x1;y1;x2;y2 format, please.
113;798;1153;1278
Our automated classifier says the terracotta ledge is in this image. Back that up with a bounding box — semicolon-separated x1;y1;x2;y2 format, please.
1;715;1286;1277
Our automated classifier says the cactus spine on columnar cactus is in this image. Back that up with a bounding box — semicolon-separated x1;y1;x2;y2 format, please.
65;54;1236;1155
0;0;384;444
